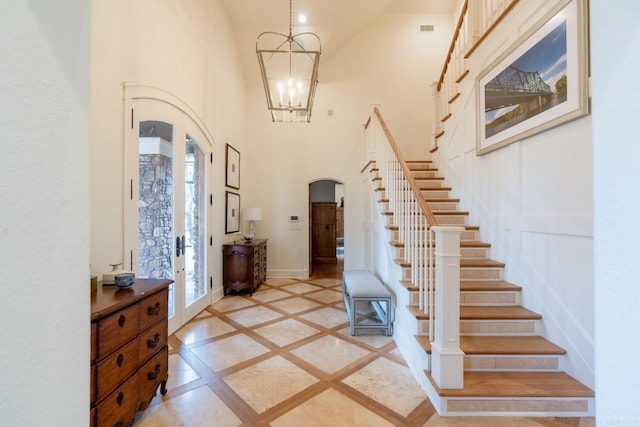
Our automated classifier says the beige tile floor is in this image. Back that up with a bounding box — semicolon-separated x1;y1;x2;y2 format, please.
134;265;595;426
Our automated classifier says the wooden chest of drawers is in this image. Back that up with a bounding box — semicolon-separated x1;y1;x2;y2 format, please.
222;239;267;295
90;279;172;427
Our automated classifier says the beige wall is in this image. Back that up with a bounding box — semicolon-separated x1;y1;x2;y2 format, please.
0;1;91;424
90;0;246;282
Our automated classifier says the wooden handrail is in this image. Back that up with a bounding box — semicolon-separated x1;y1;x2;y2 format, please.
437;0;468;92
437;0;520;90
372;107;439;227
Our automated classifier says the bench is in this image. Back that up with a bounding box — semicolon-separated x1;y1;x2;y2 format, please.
342;270;394;336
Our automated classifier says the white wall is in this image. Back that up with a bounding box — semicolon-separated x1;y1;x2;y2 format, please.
91;0;246;286
591;0;640;423
0;1;91;425
244;11;453;277
433;0;594;388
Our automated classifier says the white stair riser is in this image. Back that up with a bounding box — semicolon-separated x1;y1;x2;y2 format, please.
427;201;459;211
434;214;468;225
460;319;537;335
461;267;503;280
460;291;520;305
421;189;451;198
416;180;445;189
406;290;520;307
407;163;433;169
465;355;560;371
415;319;537;336
461;229;478;241
411;171;439;179
442;396;593;416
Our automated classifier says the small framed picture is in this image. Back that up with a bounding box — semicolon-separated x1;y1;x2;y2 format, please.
225;144;240;189
225;191;240;234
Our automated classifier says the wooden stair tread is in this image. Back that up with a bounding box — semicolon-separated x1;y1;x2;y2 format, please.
401;280;519;292
387;224;478;231
389;240;490;248
461;259;505;268
414;335;566;355
429;371;594;398
400;282;419;292
460;240;490;248
461;280;521;291
460;335;566;355
425;198;460;202
432;211;469;216
395;258;505;268
461;305;541;320
407;305;429;318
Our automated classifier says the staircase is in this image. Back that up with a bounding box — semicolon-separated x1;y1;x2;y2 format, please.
370;159;594;416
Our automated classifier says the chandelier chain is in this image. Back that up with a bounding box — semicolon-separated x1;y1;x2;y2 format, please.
288;0;293;36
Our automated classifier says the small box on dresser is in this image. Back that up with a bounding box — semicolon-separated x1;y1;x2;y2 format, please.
90;278;172;427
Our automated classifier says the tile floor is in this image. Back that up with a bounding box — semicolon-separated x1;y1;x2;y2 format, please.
133;264;595;426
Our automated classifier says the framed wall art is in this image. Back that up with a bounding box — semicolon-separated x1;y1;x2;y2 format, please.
225;143;240;189
225;191;240;234
476;0;589;155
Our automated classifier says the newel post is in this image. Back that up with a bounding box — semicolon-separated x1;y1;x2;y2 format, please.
431;226;465;389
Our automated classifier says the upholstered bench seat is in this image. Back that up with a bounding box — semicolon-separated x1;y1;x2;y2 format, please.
342;270;394;336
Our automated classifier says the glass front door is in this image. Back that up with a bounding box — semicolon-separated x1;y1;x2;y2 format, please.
124;99;212;335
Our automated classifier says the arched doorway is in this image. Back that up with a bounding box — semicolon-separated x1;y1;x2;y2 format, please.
309;179;344;277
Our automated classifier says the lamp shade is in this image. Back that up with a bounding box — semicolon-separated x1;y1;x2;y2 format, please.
242;207;262;221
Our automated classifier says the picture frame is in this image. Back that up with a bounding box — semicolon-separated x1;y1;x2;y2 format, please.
476;0;589;155
225;191;240;234
225;143;240;189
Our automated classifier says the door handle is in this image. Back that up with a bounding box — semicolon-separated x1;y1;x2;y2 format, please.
325;225;329;231
181;235;186;256
176;236;181;257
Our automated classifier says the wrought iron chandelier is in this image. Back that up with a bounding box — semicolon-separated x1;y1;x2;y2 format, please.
256;0;321;122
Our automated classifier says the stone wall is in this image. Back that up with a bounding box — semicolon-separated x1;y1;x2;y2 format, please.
138;154;173;279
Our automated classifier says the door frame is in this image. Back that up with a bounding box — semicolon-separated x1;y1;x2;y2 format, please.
123;83;216;334
308;178;344;277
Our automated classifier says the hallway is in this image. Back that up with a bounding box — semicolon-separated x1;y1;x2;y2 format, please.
133;262;594;426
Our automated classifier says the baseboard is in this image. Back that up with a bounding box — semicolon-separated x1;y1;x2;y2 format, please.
266;269;309;279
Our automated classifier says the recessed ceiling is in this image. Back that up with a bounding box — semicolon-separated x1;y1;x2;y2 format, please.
219;0;456;87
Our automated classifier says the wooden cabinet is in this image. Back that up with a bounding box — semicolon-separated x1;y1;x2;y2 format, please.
90;279;171;427
222;239;267;295
336;207;344;239
312;202;337;264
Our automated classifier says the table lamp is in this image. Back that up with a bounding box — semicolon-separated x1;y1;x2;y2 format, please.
242;207;262;240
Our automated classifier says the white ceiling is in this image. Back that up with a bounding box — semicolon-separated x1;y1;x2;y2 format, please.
219;0;456;87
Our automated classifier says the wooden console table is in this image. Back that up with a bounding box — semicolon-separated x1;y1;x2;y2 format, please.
222;239;267;295
90;278;172;427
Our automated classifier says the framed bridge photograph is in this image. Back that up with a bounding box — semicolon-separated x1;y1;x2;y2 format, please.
476;0;589;155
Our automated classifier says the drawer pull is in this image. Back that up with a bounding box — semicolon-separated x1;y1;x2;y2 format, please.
118;314;126;327
147;333;161;349
116;391;125;406
147;302;161;316
147;363;161;381
116;353;124;367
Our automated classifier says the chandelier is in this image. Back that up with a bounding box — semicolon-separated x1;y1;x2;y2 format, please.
256;0;321;122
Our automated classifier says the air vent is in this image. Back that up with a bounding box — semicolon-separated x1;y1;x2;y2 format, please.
420;25;434;32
